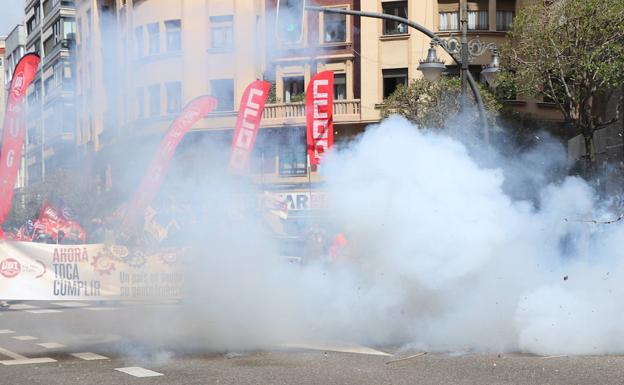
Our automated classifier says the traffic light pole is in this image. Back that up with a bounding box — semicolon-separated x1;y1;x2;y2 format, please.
305;5;489;143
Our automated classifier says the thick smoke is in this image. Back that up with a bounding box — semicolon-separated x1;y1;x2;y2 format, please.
25;3;624;359
97;115;624;358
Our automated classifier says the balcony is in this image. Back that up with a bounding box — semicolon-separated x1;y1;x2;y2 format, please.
261;99;361;127
42;0;76;29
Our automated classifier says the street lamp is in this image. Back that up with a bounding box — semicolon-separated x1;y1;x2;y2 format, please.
480;49;500;87
417;45;446;82
304;5;498;142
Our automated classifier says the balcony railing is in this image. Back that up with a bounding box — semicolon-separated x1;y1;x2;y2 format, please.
261;99;361;126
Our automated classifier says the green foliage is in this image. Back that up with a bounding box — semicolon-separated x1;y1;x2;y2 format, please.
289;92;306;103
500;0;624;160
380;76;501;129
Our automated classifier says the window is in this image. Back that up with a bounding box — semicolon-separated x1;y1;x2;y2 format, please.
147;22;160;55
148;85;160;116
27;16;37;34
52;19;62;44
382;68;408;99
136;87;145;117
467;11;488;30
334;74;346;100
210;15;233;50
135;26;144;57
63;18;76;40
43;0;52;16
34;3;41;22
43;36;55;56
210;79;234;111
283;76;304;103
382;2;408;35
166;82;182;113
165;19;181;52
496;10;514;31
323;11;346;43
439;12;459;31
279;128;307;176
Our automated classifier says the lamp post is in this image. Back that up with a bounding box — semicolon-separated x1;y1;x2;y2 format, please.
304;5;500;142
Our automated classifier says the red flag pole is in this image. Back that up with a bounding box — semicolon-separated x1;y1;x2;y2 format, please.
305;70;334;166
119;96;218;234
229;80;271;173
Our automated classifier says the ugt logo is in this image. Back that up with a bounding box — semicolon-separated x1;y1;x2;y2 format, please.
0;258;21;278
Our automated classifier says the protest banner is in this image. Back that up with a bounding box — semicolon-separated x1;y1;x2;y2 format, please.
0;241;182;300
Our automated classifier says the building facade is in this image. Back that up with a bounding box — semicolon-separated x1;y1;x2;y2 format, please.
75;0;267;193
24;0;77;187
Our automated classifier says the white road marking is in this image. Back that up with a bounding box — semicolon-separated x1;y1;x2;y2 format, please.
8;304;37;310
115;367;164;377
26;309;63;314
0;330;15;334
12;336;38;341
51;302;91;308
1;357;57;365
37;342;66;349
71;352;109;360
0;347;27;360
282;342;393;357
84;307;117;311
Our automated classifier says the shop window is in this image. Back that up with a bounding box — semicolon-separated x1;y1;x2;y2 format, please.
323;10;346;43
382;2;408;35
382;68;408;99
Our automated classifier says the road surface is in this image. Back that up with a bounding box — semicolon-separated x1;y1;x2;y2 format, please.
0;301;622;385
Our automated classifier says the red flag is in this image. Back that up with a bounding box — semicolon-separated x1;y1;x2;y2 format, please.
0;53;40;227
38;200;61;223
229;80;271;173
306;70;334;166
120;96;218;232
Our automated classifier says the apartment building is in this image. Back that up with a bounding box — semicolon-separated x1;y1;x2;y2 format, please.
75;0;267;192
74;1;572;236
24;0;77;186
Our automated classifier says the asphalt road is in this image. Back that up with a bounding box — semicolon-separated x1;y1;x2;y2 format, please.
1;301;623;385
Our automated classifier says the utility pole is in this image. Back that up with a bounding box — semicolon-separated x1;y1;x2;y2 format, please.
460;0;468;109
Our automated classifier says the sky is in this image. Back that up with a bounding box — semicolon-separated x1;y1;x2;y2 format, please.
0;0;24;37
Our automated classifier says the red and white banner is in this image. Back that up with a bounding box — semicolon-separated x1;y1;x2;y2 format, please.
33;201;86;242
229;80;271;173
0;241;183;300
120;96;218;232
306;70;334;165
0;54;40;228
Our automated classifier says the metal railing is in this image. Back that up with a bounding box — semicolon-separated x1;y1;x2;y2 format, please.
262;99;361;121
